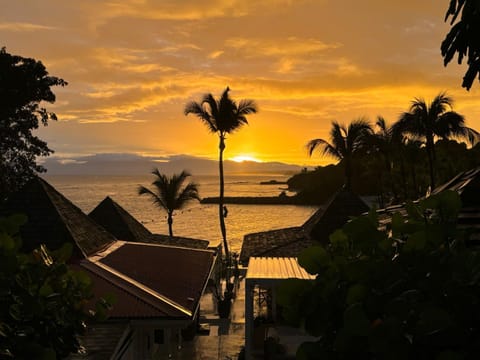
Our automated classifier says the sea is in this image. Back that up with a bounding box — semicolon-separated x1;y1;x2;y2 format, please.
43;174;318;253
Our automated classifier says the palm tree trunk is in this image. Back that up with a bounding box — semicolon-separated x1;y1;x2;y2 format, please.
344;156;352;190
167;212;173;237
426;134;436;190
218;135;229;259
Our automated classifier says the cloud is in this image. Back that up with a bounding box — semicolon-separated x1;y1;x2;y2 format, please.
0;22;56;32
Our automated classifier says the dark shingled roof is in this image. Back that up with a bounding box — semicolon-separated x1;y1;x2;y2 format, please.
240;189;368;264
89;196;210;249
147;234;210;249
3;177;115;258
88;196;152;242
96;242;215;316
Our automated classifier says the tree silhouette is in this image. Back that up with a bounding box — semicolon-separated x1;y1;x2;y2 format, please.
442;0;480;90
0;48;67;199
138;170;200;237
394;92;478;189
307;119;372;190
184;87;257;259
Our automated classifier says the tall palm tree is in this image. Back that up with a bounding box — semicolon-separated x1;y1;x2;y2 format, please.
394;92;478;189
184;87;257;259
138;169;200;237
307;118;372;190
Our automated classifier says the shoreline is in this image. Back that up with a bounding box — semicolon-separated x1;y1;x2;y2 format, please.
200;196;305;205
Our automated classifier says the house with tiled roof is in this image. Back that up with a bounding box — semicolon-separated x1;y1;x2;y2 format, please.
239;189;369;265
3;177;217;359
89;196;210;250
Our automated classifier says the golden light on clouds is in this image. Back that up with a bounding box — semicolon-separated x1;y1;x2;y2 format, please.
2;0;479;167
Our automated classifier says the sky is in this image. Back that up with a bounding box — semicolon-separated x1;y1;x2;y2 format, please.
2;0;479;167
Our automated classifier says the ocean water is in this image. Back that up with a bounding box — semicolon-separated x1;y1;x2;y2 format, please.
43;174;318;253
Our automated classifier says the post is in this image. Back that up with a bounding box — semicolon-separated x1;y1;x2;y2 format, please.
245;280;254;360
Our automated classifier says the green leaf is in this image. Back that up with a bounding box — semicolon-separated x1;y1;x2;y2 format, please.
436;351;462;360
298;246;330;275
403;231;427;252
330;229;348;250
416;307;451;336
346;284;367;305
343;303;370;336
53;243;73;263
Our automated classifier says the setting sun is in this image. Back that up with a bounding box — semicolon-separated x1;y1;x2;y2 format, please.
230;155;262;163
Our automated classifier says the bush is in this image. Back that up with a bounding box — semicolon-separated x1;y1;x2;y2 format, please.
278;191;480;359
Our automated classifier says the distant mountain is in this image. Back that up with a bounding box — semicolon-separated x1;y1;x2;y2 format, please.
42;153;304;176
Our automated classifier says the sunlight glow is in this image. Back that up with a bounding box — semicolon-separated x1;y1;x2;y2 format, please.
230;155;262;163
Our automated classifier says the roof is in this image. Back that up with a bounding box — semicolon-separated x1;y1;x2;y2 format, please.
375;167;480;243
67;322;128;359
246;257;315;281
239;189;368;264
89;196;210;249
89;196;152;243
74;259;189;318
307;189;370;242
92;241;215;317
3;177;115;258
147;234;210;249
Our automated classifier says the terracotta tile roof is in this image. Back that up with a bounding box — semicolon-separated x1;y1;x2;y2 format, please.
89;196;152;243
95;242;215;316
73;259;189;318
239;189;368;265
3;177;115;258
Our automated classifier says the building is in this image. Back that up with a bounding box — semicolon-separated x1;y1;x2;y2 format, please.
3;177;216;359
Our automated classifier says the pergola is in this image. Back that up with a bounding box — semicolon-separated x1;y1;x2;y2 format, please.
244;257;315;359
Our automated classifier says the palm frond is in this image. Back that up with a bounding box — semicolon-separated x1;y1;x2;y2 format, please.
306;138;342;160
184;100;218;133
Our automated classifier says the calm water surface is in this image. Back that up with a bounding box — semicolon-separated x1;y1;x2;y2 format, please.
43;174;318;253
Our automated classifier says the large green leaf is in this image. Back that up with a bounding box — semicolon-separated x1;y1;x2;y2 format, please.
343;303;370;336
298;246;330;275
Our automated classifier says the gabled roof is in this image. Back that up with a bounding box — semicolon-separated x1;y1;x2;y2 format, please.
3;177;115;258
88;196;152;243
239;189;368;264
308;189;369;242
90;241;216;317
75;259;189;318
89;196;210;249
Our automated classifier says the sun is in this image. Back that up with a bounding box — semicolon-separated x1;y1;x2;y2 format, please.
230;155;262;163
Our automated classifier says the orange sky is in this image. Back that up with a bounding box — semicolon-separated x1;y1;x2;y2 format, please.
2;0;479;166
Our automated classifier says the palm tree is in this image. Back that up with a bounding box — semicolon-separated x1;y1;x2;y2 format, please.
394;92;478;189
307;118;372;190
138;169;200;237
184;87;257;259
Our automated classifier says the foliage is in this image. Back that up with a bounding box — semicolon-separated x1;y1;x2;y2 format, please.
0;48;67;199
278;191;480;359
306;118;372;190
0;215;111;359
185;87;257;259
394;92;478;189
442;0;480;90
138;169;200;237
